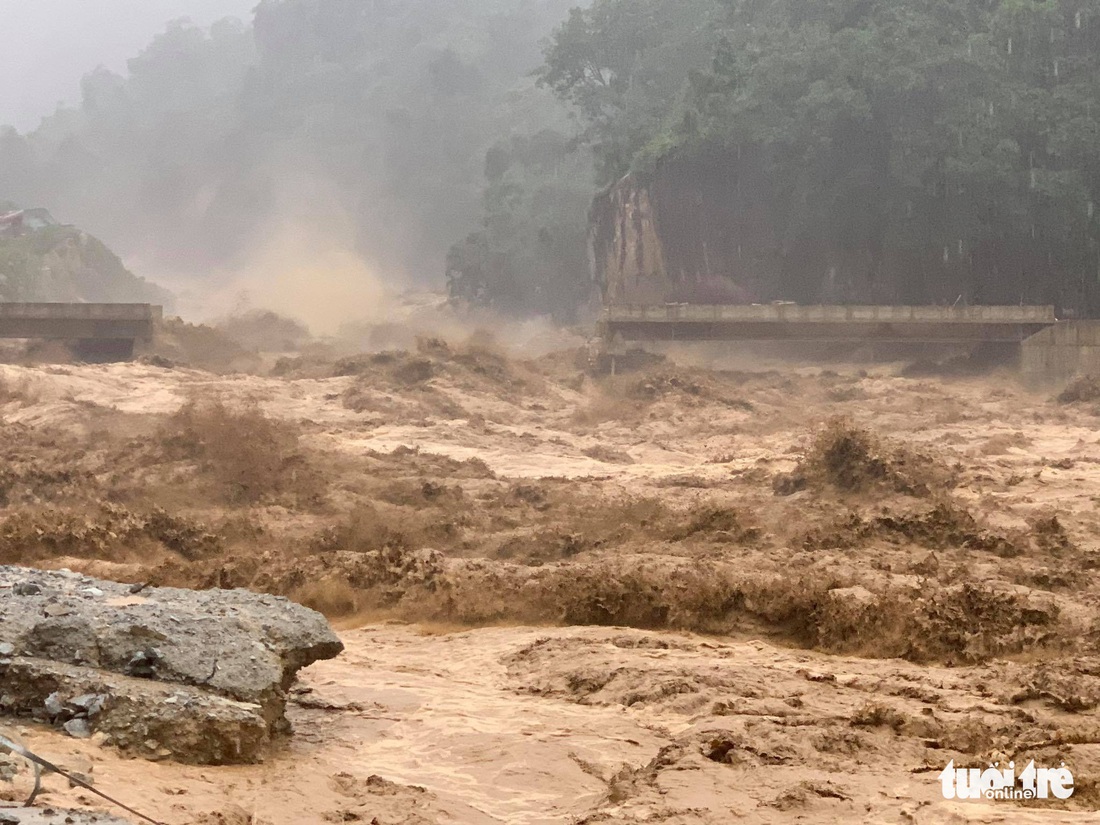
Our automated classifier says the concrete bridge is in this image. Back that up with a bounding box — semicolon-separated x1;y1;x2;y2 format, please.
599;303;1100;384
0;303;162;361
600;304;1058;344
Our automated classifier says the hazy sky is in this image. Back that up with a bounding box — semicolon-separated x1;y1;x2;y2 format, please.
0;0;257;132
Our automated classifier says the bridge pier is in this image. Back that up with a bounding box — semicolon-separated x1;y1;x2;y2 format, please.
70;338;138;363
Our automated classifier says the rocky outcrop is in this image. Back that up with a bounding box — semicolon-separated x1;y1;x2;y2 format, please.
588;149;908;308
0;567;343;764
589;180;670;306
0;211;171;307
589;154;768;308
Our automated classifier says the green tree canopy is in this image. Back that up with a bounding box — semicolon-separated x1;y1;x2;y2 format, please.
542;0;1100;312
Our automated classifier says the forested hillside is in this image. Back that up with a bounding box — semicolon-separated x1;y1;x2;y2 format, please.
3;0;1100;317
545;0;1100;313
0;0;591;315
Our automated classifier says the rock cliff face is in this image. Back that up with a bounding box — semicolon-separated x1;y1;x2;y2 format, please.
588;148;1010;309
589;180;669;307
589;152;775;308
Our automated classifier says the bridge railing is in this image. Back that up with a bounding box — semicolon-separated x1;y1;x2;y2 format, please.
0;303;162;321
604;304;1058;324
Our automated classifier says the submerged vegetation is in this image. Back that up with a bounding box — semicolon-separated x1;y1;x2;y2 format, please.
0;350;1091;669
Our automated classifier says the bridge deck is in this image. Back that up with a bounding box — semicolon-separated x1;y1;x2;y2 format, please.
601;304;1057;344
0;303;162;341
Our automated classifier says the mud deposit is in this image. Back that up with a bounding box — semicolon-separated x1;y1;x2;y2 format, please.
2;342;1100;823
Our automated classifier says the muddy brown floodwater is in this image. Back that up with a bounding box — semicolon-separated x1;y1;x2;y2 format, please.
2;342;1100;824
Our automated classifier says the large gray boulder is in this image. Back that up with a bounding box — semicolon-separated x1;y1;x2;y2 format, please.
0;567;343;764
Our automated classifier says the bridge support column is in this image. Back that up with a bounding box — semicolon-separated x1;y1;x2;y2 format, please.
71;338;137;363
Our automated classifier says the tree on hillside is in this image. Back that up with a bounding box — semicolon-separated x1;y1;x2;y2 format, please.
538;0;726;184
446;129;594;318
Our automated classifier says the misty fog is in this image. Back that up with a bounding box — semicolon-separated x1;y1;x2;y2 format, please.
3;0;1100;328
0;0;256;130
